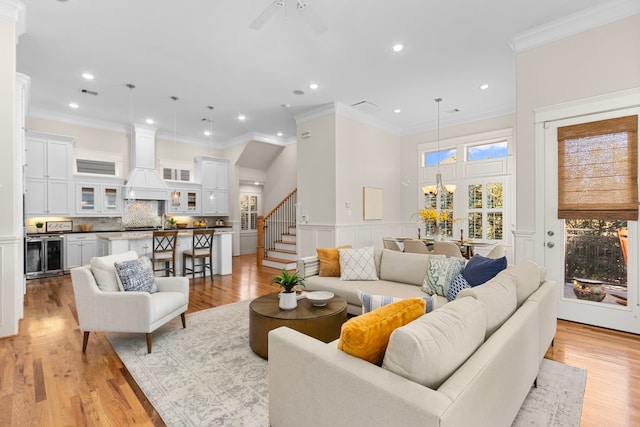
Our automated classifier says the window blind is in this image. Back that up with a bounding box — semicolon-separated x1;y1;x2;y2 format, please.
557;115;638;220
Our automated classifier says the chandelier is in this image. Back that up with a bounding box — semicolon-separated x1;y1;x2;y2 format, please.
422;97;456;196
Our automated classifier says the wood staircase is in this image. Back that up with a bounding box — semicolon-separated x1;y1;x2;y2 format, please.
257;189;298;271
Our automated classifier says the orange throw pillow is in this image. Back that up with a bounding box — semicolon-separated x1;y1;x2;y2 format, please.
317;246;351;277
338;298;426;365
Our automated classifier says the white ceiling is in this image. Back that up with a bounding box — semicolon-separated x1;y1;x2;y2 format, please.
17;0;615;147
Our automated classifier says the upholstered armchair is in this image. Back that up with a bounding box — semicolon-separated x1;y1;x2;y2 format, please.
70;251;189;353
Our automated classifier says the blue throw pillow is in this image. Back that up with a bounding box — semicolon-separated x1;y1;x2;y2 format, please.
357;290;435;314
462;254;507;287
114;257;157;293
447;273;471;301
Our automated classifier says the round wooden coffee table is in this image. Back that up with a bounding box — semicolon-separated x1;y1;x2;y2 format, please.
249;292;347;359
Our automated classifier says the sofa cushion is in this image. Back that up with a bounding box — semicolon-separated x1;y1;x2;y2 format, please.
340;247;378;281
462;254;507;287
422;256;465;297
114;256;157;293
338;298;426;365
90;251;139;292
446;273;471;301
457;273;517;338
317;246;351;277
379;249;430;286
500;261;542;307
382;297;486;389
357;290;435;314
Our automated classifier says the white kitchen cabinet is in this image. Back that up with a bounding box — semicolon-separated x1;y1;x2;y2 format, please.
129;238;152;257
196;157;229;215
75;183;123;216
64;234;96;270
167;187;201;215
202;189;229;216
25;178;73;215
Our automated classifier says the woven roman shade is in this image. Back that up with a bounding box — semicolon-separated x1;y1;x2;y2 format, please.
557;115;638;220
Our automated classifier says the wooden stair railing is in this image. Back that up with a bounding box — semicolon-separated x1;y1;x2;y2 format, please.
257;188;297;267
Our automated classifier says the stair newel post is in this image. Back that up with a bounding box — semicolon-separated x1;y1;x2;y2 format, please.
257;215;265;267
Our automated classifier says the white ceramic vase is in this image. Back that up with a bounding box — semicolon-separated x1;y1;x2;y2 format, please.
279;291;297;310
433;224;442;241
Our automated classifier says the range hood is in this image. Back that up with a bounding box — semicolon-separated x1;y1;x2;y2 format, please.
124;125;170;200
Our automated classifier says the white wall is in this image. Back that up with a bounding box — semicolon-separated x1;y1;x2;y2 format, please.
264;143;297;212
515;14;640;261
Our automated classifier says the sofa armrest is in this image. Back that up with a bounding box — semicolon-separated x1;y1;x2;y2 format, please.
268;327;451;427
296;255;319;279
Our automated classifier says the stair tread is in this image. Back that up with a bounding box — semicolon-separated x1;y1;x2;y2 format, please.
282;233;296;236
263;256;298;264
269;248;297;255
275;240;296;245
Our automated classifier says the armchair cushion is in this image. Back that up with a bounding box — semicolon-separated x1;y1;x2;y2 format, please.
114;256;157;293
90;251;138;292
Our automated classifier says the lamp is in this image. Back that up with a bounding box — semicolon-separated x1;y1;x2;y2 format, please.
422;97;456;196
171;96;180;200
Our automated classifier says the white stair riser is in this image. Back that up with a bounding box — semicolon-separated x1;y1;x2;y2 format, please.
267;250;297;261
281;234;296;243
275;242;296;251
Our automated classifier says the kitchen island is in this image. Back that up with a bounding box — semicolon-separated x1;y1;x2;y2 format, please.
96;229;233;276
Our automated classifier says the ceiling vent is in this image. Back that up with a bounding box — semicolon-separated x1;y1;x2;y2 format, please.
80;88;98;96
351;100;380;113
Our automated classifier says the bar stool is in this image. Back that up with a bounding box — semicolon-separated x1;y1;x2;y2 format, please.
183;229;215;280
151;230;179;276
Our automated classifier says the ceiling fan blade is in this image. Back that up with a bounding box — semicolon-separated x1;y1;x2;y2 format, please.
297;1;327;34
249;1;285;30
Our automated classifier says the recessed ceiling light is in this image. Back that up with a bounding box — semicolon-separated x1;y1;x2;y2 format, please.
394;109;401;113
145;118;154;124
204;130;211;136
254;181;260;186
238;114;246;121
480;84;489;90
81;73;94;80
392;44;404;52
277;132;283;137
309;83;319;90
68;102;79;109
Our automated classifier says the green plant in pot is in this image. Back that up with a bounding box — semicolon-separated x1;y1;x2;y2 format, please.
35;221;44;232
271;269;304;310
167;217;177;228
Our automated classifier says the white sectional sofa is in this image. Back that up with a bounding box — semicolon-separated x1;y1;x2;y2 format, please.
269;260;557;427
298;249;450;315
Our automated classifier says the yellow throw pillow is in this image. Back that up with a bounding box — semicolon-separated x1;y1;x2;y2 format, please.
338;298;426;365
317;245;351;277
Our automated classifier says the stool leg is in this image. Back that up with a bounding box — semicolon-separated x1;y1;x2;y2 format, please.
182;254;186;277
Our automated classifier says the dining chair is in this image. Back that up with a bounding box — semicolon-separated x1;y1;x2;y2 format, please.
402;239;430;254
432;241;463;258
151;230;179;276
183;229;215;279
383;237;404;252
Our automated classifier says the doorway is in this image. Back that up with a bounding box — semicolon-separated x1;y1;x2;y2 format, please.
542;107;640;334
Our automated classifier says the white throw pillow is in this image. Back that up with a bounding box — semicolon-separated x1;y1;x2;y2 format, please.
90;251;139;292
339;246;378;281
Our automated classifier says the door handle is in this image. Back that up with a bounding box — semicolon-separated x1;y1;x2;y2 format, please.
547;242;555;248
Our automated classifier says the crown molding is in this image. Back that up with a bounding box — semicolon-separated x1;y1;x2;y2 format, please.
510;0;640;53
0;0;25;38
29;107;129;133
294;102;402;135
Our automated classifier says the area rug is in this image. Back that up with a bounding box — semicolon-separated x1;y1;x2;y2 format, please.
107;300;587;427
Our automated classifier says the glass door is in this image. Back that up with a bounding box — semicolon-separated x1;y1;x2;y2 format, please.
543;109;639;333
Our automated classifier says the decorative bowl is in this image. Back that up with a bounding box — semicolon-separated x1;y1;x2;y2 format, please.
176;223;187;229
306;291;334;307
78;224;93;232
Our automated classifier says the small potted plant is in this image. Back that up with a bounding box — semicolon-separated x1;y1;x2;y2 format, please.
35;221;44;233
270;269;305;310
167;217;177;229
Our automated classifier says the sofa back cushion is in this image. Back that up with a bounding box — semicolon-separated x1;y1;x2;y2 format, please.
500;261;542;307
382;297;486;389
90;251;139;292
338;298;426;365
456;273;517;338
379;249;430;286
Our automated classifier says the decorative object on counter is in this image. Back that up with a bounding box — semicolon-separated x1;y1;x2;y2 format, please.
194;220;207;228
215;219;225;226
78;224;94;232
46;220;73;232
167;217;177;228
35;221;44;232
176;223;187;229
271;269;305;310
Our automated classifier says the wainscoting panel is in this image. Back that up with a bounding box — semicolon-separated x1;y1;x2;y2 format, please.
513;229;539;264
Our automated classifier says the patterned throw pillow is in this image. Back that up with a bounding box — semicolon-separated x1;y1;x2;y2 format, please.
339;246;378;281
114;257;157;293
358;290;435;314
422;256;465;297
447;273;471;301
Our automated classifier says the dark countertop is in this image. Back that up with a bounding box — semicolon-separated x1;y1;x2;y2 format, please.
26;226;232;236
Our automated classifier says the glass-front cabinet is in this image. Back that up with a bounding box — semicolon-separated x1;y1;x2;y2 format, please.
167;187;201;214
75;183;123;216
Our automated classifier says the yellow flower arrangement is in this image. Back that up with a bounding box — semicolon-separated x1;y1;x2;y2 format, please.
413;208;449;225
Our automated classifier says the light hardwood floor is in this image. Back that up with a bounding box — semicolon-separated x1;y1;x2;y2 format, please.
1;254;639;426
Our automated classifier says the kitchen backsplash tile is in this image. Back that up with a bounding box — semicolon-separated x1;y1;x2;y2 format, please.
122;200;161;228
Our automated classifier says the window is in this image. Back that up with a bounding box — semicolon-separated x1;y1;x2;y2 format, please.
240;193;259;231
467;141;508;161
76;159;116;176
163;168;191;182
424;148;456;167
467;181;504;240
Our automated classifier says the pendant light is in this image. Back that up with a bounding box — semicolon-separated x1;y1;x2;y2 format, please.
126;83;136;200
207;105;215;200
171;96;180;200
422;97;456;196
